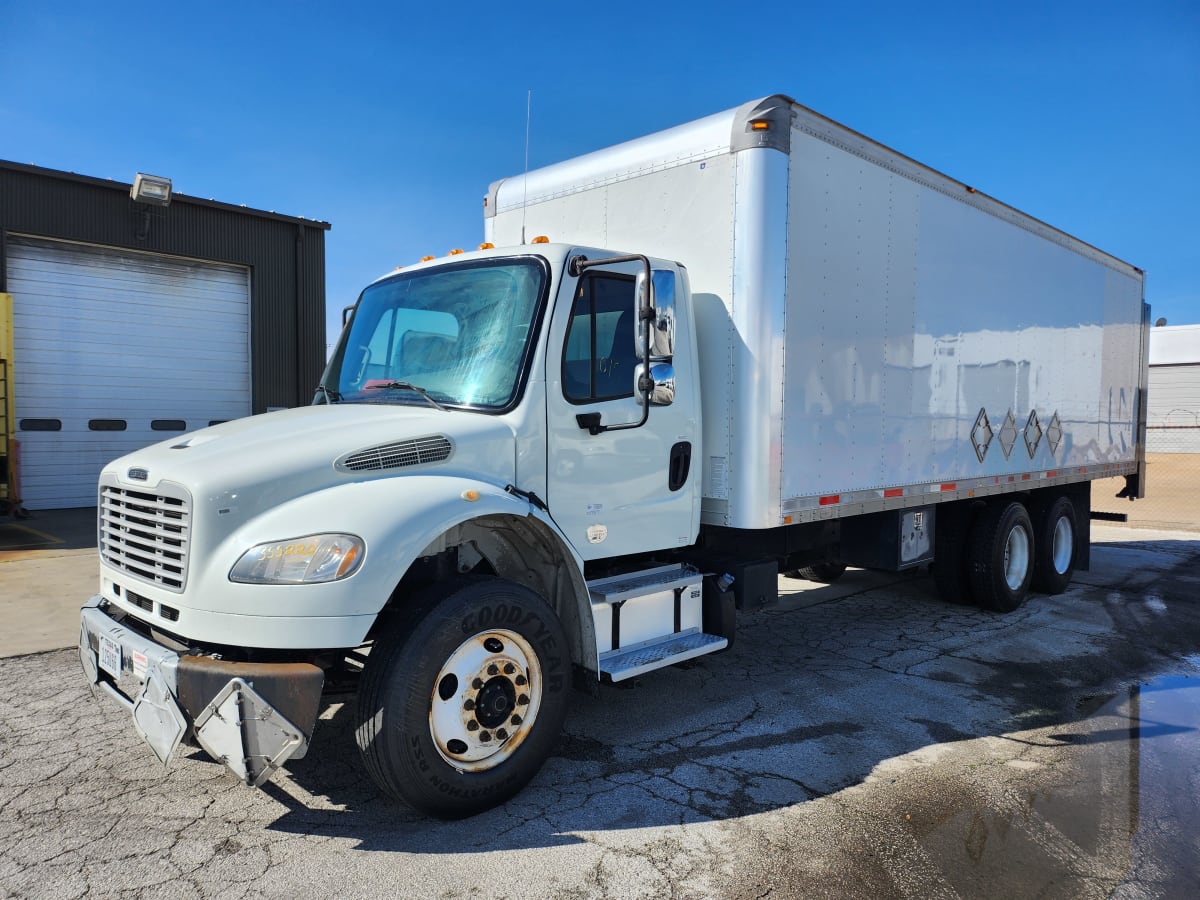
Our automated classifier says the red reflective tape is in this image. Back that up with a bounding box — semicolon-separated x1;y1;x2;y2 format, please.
1080;467;1088;474
940;483;956;491
1021;473;1031;480
819;494;840;506
1046;470;1058;478
884;488;904;498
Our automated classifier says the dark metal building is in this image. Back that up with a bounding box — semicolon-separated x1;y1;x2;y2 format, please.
0;160;330;508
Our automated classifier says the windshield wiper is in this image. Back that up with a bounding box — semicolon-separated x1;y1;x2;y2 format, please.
363;380;449;412
314;384;342;404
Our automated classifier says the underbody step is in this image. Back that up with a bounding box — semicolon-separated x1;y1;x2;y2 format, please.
599;629;727;682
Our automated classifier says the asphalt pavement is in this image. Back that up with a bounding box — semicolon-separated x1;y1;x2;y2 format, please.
1;513;1199;897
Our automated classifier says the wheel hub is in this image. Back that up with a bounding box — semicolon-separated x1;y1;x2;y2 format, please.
429;628;542;772
475;677;516;728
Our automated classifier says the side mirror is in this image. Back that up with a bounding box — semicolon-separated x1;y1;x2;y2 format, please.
636;362;676;406
635;270;676;359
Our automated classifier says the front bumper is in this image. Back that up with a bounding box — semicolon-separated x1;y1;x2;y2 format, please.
78;596;325;787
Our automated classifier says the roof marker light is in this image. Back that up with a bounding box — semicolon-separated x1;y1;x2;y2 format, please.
478;242;495;250
531;235;550;244
420;255;435;262
448;248;464;255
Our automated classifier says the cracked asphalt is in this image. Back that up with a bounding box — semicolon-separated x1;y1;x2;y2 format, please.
2;529;1199;898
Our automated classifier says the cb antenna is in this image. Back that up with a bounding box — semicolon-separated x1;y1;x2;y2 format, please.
521;89;531;244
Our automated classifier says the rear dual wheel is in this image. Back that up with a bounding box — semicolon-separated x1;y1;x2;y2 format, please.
1031;496;1077;595
968;501;1034;612
783;562;847;583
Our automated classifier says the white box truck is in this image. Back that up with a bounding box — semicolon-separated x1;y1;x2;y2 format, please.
78;94;1149;818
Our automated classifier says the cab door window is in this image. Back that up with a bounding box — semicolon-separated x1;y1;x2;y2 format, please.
562;273;637;403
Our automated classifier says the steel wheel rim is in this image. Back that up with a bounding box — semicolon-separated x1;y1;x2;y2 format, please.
429;628;542;772
1003;525;1031;591
1051;515;1073;575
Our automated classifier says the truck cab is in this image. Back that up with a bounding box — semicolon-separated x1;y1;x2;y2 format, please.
79;242;721;818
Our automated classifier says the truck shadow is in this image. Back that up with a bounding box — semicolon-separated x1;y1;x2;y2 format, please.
264;538;1200;853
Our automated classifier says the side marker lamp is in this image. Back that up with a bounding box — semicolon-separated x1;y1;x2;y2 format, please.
750;120;771;131
230;534;365;584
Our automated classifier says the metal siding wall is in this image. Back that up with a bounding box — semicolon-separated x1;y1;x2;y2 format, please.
0;164;327;413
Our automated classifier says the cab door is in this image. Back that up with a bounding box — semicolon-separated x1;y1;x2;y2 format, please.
544;259;698;559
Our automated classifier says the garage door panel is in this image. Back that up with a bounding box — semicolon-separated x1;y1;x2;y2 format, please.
8;237;252;509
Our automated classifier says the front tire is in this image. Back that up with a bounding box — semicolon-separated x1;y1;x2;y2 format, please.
968;501;1034;613
355;576;569;818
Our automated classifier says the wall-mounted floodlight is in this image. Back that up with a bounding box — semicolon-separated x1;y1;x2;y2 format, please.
130;173;172;207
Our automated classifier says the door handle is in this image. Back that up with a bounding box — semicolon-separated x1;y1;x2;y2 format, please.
668;441;691;492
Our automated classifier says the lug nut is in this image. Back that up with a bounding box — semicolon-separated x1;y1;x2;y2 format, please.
517;694;529;706
515;675;528;686
503;663;515;675
480;731;492;742
496;728;508;740
463;699;475;711
467;721;479;731
511;714;522;726
472;678;483;689
487;664;499;676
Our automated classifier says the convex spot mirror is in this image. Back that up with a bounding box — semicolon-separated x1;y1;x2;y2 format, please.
635;363;676;407
634;270;676;360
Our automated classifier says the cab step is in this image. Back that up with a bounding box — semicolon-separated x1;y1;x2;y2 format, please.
599;629;727;682
588;563;727;682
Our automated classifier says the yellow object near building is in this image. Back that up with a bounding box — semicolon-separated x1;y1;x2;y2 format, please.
0;292;18;513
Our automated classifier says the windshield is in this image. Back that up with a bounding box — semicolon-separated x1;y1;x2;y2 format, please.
321;258;548;411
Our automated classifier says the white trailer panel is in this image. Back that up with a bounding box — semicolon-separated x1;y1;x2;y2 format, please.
489;95;1146;530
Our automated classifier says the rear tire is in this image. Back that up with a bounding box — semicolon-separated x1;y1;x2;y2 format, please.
784;562;847;583
355;576;569;818
1031;496;1077;595
968;501;1034;613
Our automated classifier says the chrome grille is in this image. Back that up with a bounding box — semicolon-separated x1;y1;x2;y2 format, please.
100;485;191;592
338;435;453;472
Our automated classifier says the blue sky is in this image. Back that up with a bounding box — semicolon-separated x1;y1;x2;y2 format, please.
3;1;1197;351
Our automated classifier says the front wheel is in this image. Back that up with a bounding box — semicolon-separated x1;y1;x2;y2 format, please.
355;576;570;818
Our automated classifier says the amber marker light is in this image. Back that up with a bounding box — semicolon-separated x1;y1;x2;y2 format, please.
531;235;550;243
420;255;435;262
750;120;771;131
461;489;480;502
448;248;464;255
478;242;495;250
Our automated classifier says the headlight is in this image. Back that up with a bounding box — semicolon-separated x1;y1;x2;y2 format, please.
229;534;365;584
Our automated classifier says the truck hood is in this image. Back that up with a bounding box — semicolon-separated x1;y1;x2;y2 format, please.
102;404;518;532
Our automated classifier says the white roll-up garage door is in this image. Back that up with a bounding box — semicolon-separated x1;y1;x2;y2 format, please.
1147;364;1200;453
8;237;251;509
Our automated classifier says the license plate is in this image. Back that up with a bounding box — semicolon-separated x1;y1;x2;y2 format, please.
99;635;121;679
